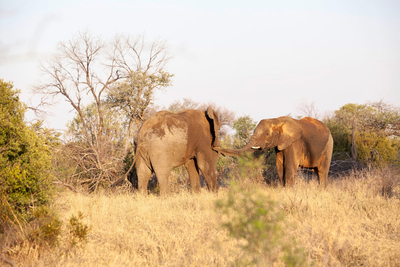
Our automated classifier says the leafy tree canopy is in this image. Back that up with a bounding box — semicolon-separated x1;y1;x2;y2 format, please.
326;101;400;167
233;115;257;148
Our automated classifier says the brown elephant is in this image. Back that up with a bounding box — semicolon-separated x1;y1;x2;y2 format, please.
133;107;220;195
214;116;333;186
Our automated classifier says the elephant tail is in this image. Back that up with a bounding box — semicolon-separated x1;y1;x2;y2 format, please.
110;152;139;188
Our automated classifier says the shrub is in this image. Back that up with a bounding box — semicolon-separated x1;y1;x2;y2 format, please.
217;136;278;186
27;206;62;248
356;132;399;167
215;183;308;266
67;212;90;248
326;101;400;168
63;103;126;190
0;80;64;263
0;79;55;222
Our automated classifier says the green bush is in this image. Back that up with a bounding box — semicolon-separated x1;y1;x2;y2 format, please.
0;80;92;264
215;183;308;266
325;120;351;155
67;212;90;248
217;135;278;185
0;79;62;259
0;80;55;221
27;206;62;248
356;132;399;167
325;102;400;168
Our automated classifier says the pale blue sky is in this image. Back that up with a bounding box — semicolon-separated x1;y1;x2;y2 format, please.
1;0;399;130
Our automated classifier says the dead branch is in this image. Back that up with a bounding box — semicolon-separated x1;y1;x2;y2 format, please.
110;154;137;188
53;179;92;197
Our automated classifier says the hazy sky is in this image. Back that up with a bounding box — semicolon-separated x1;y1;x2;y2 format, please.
1;0;399;130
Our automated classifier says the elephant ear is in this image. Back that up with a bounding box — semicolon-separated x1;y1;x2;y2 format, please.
277;117;303;150
206;107;220;146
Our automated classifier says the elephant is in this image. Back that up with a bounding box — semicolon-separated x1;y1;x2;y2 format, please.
214;116;333;187
132;107;221;195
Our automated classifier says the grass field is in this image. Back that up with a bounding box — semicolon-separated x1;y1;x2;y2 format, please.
11;169;400;266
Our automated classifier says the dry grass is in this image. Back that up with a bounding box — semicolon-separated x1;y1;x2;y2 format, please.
280;175;400;266
22;189;240;267
10;169;400;266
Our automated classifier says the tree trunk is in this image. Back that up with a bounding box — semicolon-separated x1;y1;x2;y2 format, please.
351;118;357;161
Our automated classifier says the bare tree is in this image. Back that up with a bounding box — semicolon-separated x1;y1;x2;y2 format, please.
106;35;173;152
168;98;201;113
296;99;320;119
33;31;172;189
34;31;118;178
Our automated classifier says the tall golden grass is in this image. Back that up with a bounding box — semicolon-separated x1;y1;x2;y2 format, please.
11;169;400;266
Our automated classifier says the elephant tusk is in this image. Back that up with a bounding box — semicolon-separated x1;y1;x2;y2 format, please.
251;146;261;150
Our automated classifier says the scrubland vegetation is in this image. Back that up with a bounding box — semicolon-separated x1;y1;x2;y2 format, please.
3;168;400;266
2;31;400;266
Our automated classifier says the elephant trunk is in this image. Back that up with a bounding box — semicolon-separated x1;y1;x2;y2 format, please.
214;138;259;157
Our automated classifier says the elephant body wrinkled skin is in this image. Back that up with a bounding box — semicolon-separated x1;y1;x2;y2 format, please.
214;116;333;187
133;107;220;195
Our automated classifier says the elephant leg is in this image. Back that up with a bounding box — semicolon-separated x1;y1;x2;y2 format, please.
136;157;152;194
316;155;332;187
153;164;173;196
283;164;297;186
314;168;325;187
184;159;201;193
282;148;301;186
196;156;219;192
275;150;284;186
317;135;333;188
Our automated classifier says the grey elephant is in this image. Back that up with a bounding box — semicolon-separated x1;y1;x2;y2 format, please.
133;107;221;195
214;116;333;187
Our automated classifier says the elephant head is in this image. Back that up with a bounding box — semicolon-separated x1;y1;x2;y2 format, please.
215;117;303;156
